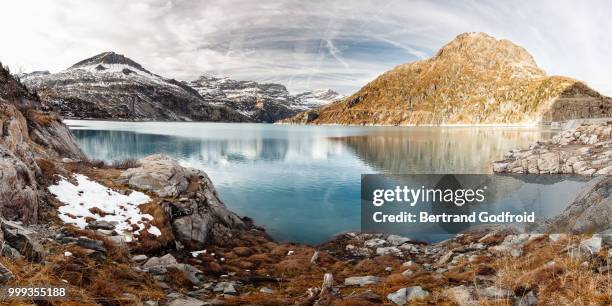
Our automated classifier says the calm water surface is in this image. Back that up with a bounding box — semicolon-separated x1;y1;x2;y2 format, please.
66;121;583;244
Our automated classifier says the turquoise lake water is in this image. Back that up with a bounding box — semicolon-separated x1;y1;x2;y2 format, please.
65;121;586;244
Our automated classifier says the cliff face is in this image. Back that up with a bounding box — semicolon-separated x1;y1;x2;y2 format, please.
287;32;611;125
0;64;85;224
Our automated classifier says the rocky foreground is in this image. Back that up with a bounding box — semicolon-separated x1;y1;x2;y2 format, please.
0;150;609;305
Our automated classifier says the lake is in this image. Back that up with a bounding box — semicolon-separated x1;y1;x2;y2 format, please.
65;121;585;244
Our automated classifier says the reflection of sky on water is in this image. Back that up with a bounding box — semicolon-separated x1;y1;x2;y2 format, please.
68;120;569;244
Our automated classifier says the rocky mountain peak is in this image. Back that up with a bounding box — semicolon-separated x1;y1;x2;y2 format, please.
286;32;611;125
69;51;152;74
432;32;545;79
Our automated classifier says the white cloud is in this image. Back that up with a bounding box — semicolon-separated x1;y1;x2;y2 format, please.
1;0;611;95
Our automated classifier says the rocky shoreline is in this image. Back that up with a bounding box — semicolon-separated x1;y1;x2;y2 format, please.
493;121;611;175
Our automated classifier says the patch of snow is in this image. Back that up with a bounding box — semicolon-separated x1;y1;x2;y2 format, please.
48;174;154;241
147;226;162;236
64;251;72;257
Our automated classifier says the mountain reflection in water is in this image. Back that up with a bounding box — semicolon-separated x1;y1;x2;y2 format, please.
68;121;578;245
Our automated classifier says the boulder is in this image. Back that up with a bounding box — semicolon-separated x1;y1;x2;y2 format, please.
1;220;45;262
0;243;23;260
86;220;115;230
579;236;603;255
76;236;107;253
386;234;411;246
143;254;178;269
132;254;148;262
117;155;190;197
107;235;128;249
364;238;387;248
119;155;247;248
167;297;207;306
170;263;204;285
387;286;429;305
213;281;237;295
548;234;568;242
344;276;384;286
0;262;15;284
259;287;274;294
438;251;454;265
376;246;402;257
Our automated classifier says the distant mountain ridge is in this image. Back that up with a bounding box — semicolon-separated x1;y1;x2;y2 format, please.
187;75;344;122
20;52;248;121
20;52;342;123
285;32;611;125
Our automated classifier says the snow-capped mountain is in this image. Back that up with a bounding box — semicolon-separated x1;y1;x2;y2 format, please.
20;52;342;122
293;89;345;109
20;52;249;122
187;75;343;123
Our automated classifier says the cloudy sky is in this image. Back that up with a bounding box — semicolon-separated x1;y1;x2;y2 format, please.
1;0;611;95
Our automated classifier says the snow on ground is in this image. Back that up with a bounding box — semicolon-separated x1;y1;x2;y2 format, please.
48;174;161;241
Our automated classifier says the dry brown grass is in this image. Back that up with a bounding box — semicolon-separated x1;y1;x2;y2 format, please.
35;158;55;180
109;159;140;170
25;109;56;127
0;238;164;305
165;267;194;291
132;201;174;253
494;238;612;305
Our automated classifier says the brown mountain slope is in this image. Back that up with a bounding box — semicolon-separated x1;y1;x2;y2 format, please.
286;32;611;125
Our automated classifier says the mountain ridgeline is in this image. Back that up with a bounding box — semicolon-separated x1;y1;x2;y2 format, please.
286;32;611;125
19;52;343;123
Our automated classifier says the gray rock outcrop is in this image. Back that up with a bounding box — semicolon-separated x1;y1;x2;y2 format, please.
1;220;46;262
0;64;85;224
343;276;384;286
493;122;611;175
118;155;246;248
387;286;429;305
